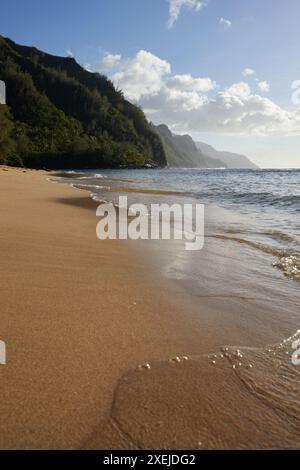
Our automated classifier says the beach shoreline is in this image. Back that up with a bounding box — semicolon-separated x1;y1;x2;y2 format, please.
0;166;300;450
0;166;220;449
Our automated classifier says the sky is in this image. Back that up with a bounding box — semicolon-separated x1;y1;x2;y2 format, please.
1;0;300;168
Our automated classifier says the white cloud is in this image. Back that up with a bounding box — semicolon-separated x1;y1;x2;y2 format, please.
167;0;207;28
225;82;251;98
97;53;122;71
141;88;300;136
94;49;300;136
83;63;93;72
258;80;270;92
242;68;256;77
65;49;74;58
112;50;171;101
164;87;207;111
219;17;232;29
167;74;216;92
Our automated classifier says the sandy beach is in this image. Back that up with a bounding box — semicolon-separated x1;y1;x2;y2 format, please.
0;166;215;449
0;166;300;450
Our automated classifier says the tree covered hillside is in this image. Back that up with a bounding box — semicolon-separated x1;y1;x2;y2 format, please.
0;36;166;169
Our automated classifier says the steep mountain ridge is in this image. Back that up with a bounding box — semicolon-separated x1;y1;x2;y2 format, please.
196;141;259;170
0;36;166;168
155;124;225;168
155;123;258;169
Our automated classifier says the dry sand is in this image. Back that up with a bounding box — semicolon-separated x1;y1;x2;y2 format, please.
0;166;299;450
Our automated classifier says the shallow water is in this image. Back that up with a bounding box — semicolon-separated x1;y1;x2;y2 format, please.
68;168;300;246
56;168;300;327
55;167;300;449
104;329;300;450
58;168;300;282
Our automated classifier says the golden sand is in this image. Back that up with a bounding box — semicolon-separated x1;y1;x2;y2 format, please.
0;167;215;449
0;166;299;450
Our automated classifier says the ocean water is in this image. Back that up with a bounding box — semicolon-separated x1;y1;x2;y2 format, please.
57;167;300;337
61;167;300;311
63;168;300;280
56;168;300;448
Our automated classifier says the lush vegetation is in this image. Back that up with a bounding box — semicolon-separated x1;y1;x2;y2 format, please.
0;36;166;169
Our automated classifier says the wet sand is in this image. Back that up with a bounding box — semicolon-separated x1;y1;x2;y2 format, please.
90;332;300;450
0;166;300;450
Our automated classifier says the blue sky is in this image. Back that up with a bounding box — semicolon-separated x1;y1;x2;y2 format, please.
1;0;300;167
